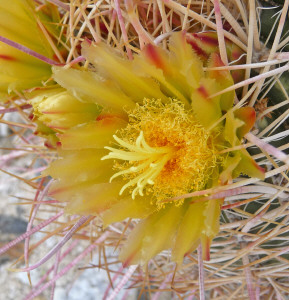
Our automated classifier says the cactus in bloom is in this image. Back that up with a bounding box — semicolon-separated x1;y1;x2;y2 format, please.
31;32;265;265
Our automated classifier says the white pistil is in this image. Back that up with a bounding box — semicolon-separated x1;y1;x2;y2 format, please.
102;131;173;199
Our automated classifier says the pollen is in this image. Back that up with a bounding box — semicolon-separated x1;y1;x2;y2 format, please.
102;99;220;205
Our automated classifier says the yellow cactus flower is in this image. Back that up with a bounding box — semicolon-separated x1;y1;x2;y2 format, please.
0;0;62;101
39;32;264;266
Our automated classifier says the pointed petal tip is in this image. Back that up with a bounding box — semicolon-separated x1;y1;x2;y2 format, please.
197;85;210;99
0;54;17;61
235;107;256;138
202;235;211;261
143;43;167;71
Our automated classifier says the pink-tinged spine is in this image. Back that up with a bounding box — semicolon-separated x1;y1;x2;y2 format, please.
198;245;205;300
0;104;32;114
222;196;261;210
24;231;110;300
50;249;61;300
0;211;63;256
46;0;69;11
24;178;49;282
246;132;289;167
213;0;228;65
107;265;138;300
242;202;270;233
243;254;257;300
151;274;173;300
30;240;79;294
102;265;124;300
0;35;59;65
15;215;93;272
210;63;289;99
195;186;266;203
115;0;133;59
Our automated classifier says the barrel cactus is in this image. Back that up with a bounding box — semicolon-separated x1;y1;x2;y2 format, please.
1;1;289;299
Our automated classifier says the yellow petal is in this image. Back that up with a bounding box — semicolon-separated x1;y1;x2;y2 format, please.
206;53;235;111
44;149;113;183
234;107;256;138
119;204;185;266
219;153;241;184
50;180;124;215
33;89;100;114
191;78;222;128
133;55;186;104
169;31;204;90
224;110;244;146
201;198;222;260
234;150;265;180
0;0;60;99
141;32;203;104
82;41;166;102
58;116;127;150
0;0;53;57
66;182;124;215
203;199;222;238
30;87;101;131
102;196;156;227
53;66;135;113
172;201;205;264
0;45;51;96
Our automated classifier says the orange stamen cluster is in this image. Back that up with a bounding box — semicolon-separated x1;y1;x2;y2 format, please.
102;99;220;205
